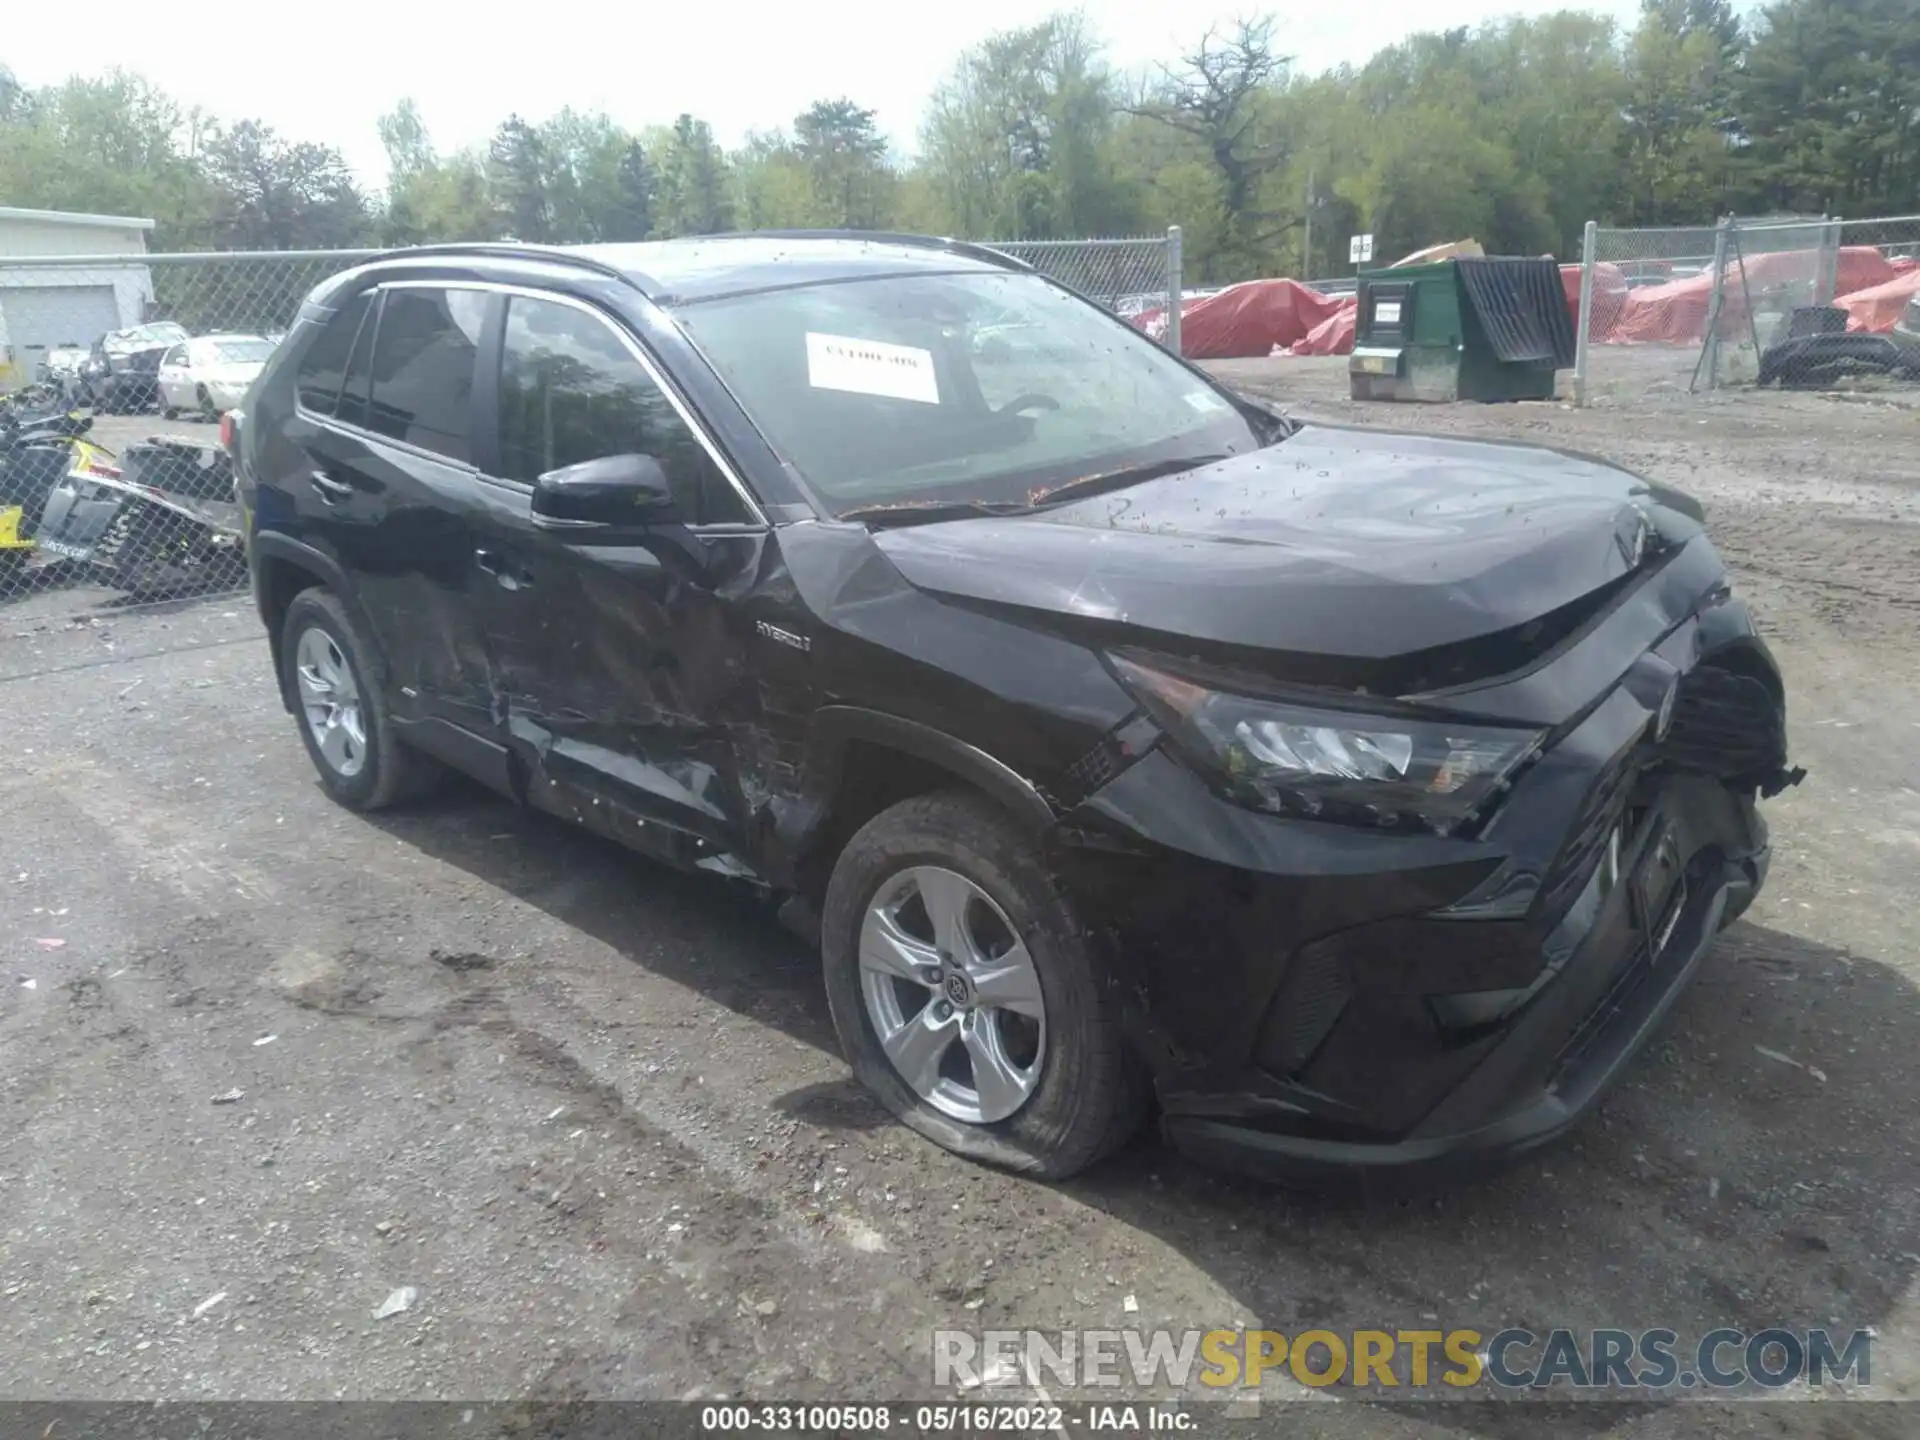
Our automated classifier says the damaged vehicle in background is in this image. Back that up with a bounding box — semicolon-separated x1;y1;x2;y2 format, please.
231;234;1802;1184
78;321;191;413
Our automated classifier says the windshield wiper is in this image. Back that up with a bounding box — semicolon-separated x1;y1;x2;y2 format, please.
837;498;1038;527
1026;455;1229;509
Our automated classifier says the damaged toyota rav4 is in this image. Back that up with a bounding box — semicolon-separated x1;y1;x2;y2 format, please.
234;234;1801;1183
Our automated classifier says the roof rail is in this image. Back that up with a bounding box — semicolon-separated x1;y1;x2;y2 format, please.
356;241;637;284
704;229;1036;274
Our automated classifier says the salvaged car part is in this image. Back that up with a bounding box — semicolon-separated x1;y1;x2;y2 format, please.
1758;328;1920;388
35;436;245;596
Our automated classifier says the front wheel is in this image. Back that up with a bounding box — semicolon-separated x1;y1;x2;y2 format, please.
279;588;439;810
820;791;1144;1178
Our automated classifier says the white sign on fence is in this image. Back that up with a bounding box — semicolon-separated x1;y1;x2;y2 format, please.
1349;233;1375;264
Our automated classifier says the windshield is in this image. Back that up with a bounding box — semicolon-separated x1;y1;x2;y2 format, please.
673;271;1274;517
210;339;274;365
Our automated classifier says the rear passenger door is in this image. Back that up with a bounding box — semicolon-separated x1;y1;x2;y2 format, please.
285;283;504;744
470;291;772;860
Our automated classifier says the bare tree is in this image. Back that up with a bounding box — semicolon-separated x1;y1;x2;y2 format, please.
1131;17;1296;251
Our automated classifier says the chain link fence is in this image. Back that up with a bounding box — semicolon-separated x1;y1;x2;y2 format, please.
1708;214;1920;391
1571;213;1920;404
0;232;1182;642
1569;221;1732;405
0;251;378;643
989;232;1183;350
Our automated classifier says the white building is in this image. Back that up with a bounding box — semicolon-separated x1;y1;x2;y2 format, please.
0;206;158;386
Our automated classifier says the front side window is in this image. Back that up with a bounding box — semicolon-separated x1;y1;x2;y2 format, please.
295;291;371;416
364;287;487;463
672;271;1269;516
496;296;748;525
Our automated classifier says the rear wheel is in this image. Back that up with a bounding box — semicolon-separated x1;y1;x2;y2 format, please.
820;790;1144;1178
279;588;438;810
196;385;218;422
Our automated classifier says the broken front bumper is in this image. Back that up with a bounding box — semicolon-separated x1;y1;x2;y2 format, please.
1159;778;1767;1183
1058;605;1787;1184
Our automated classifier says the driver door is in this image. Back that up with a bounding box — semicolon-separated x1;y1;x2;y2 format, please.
468;291;775;864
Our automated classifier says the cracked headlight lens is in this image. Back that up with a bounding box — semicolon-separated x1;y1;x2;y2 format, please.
1110;653;1543;835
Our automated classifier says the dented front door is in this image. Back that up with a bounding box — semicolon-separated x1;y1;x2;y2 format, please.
471;290;772;866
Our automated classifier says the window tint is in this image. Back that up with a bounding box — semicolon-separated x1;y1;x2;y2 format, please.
294;291;371;416
497;296;747;525
364;288;487;463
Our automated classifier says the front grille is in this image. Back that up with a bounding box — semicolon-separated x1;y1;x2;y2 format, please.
1537;746;1640;921
1657;664;1785;779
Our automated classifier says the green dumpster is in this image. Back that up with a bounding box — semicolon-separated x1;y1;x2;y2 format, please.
1348;256;1575;403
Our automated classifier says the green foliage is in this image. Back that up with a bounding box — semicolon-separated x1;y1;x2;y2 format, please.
793;100;893;228
1735;0;1920;216
2;0;1915;285
917;14;1128;240
654;114;734;238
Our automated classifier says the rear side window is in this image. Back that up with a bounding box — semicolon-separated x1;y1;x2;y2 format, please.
365;288;487;463
496;295;748;525
294;291;372;415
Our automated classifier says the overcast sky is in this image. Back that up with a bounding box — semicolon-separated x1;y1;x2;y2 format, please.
14;0;1641;191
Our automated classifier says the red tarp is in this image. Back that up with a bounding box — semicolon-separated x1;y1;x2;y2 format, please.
1561;262;1630;340
1588;247;1899;346
1151;245;1914;360
1837;267;1920;333
1287;300;1357;356
1136;279;1350;359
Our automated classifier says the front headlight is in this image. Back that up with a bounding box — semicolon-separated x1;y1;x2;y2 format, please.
1110;653;1544;836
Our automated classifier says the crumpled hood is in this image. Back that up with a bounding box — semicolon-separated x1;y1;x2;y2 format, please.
869;424;1707;661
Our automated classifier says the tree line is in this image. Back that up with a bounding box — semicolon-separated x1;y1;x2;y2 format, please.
1;0;1914;285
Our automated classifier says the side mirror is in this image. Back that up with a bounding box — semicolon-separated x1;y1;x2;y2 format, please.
531;453;677;530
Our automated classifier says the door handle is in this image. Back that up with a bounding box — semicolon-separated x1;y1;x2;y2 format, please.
474;548;533;590
308;468;354;504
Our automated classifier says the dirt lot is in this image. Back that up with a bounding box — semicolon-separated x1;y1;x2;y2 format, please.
2;370;1917;1434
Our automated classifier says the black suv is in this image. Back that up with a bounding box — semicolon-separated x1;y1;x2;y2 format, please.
234;235;1798;1182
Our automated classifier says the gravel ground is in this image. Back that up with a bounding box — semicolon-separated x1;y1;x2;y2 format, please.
2;376;1917;1435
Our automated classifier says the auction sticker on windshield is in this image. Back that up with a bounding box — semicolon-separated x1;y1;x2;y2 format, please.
806;332;940;404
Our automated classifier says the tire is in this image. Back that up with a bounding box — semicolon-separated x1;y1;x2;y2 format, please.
820;790;1144;1178
279;588;439;811
160;397;178;420
196;386;218;422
